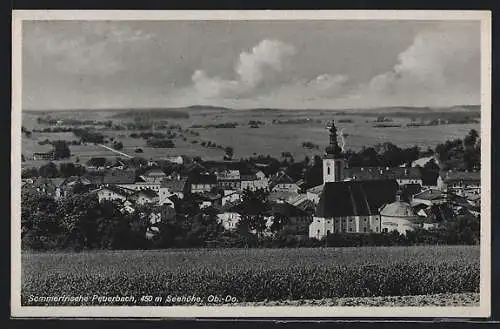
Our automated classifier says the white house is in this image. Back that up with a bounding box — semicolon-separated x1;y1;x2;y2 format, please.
140;168;166;183
97;185;134;203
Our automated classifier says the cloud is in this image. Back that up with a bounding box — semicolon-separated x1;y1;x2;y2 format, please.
24;22;154;76
192;39;296;98
343;23;480;107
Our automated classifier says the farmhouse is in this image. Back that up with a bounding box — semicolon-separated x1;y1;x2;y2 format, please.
140;168;167;183
131;189;159;205
266;201;313;235
159;177;188;200
343;166;423;186
216;169;241;190
187;172;217;194
437;170;480;197
103;169;136;185
269;172;300;193
32;151;54;161
97;185;135;203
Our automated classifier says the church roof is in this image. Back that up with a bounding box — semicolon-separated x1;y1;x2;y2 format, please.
315;179;398;218
380;201;417;218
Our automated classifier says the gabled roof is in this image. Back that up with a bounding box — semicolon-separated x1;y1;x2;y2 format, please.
440;170;480;183
99;185;135;197
307;184;324;195
161;177;188;192
315;179;399;218
134;189;158;199
413;189;444;201
143;168;166;177
102;169;136;184
267;202;310;218
344;167;422;181
188;172;217;185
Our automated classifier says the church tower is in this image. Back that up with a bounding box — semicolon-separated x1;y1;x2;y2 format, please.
323;120;345;184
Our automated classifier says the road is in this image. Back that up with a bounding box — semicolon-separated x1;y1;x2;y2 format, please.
97;144;133;158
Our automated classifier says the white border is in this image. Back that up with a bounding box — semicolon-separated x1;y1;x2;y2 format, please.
11;10;492;319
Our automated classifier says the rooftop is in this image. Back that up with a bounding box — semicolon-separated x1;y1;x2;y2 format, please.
316;179;399;218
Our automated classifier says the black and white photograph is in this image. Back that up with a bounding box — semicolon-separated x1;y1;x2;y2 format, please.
11;10;491;318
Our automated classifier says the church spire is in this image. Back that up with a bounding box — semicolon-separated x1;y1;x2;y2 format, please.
325;120;342;157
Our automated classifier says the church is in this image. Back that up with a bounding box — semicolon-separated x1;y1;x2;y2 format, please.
309;121;399;239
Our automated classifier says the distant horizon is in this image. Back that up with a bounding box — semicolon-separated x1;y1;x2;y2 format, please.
22;103;481;113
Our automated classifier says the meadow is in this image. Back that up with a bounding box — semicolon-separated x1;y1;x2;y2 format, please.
22;246;479;306
21;107;479;167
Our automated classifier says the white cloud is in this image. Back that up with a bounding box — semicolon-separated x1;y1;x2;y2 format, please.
192;39;296;98
24;22;154;76
343;23;480;108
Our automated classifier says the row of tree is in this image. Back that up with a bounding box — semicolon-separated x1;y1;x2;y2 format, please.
22;186;480;251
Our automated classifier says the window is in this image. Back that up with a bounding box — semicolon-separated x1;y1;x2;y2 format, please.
326;230;330;235
364;218;367;222
327;166;331;175
349;227;353;232
363;227;367;232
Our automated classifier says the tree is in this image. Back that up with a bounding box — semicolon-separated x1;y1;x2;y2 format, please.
39;162;59;178
224;146;234;160
87;157;107;168
22;167;39;178
52;140;71;160
59;162;86;177
113;141;124;150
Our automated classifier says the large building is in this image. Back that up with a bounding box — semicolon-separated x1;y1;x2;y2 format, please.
309;121;399;239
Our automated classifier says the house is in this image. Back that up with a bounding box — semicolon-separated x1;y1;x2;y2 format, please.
240;172;269;191
268;191;300;203
131;189;159;205
118;181;161;193
110;160;127;170
411;189;447;207
32;151;54;161
222;190;242;206
29;177;63;197
159;177;188;200
266;201;313;234
103;169;136;185
199;192;222;209
55;176;92;199
97;185;135;203
187;172;217;194
306;185;323;204
437;170;480;197
343;166;423;186
140;168;166;183
269;172;300;193
216;169;241;190
163;155;184;165
216;202;243;231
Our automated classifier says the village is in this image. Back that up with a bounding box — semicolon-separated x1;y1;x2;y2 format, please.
21;120;481;247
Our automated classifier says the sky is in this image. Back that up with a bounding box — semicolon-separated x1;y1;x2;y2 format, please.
22;20;481;110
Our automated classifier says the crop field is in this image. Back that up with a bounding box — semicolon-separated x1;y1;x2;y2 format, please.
21;108;479;164
22;246;479;306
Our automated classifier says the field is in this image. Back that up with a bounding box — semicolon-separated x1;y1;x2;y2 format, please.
21;107;479;168
22;246;480;306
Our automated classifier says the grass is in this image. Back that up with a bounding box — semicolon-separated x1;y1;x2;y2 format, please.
21;246;479;306
22;110;479;163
